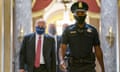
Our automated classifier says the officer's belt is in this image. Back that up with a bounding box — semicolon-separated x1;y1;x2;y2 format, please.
69;57;94;64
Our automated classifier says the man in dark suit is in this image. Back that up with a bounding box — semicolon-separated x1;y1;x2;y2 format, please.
48;23;61;72
19;19;56;72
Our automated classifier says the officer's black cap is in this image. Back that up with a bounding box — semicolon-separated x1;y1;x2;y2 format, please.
71;1;89;13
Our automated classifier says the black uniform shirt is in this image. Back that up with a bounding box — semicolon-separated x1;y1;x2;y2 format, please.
61;23;100;58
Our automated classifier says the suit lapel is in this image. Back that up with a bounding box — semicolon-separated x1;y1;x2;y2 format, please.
28;33;36;57
43;35;47;58
43;34;50;61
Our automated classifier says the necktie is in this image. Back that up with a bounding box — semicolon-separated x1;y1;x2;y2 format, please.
34;36;41;68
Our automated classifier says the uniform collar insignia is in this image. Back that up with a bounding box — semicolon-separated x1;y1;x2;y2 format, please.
70;31;77;34
87;28;92;33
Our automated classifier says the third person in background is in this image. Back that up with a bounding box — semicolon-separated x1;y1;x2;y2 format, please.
48;23;61;72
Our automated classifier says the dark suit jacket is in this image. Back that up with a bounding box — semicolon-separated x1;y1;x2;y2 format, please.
19;33;56;72
56;36;61;65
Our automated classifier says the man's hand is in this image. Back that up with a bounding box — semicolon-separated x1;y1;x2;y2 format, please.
59;60;67;72
19;69;25;72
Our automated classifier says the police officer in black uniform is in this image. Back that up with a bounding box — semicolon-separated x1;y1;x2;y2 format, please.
59;1;105;72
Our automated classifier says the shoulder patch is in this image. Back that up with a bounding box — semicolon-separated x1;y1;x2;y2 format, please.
87;28;92;33
70;31;77;34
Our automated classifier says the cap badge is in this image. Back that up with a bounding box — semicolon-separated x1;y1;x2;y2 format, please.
78;2;82;8
87;28;92;33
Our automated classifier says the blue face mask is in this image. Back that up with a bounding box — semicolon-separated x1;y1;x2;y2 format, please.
36;26;45;35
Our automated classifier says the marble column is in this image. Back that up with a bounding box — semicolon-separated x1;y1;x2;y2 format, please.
14;0;32;72
101;0;118;72
118;5;120;69
0;0;3;71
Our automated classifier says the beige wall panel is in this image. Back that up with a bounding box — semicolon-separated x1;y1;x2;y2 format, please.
89;17;101;72
4;0;11;72
89;17;100;32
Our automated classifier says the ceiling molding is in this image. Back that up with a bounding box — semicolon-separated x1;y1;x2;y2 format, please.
32;0;55;18
32;10;44;18
46;9;74;24
96;0;101;7
45;0;56;11
32;0;36;7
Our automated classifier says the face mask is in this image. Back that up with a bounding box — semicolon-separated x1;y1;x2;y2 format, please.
74;15;86;24
36;26;45;35
48;28;56;35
